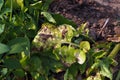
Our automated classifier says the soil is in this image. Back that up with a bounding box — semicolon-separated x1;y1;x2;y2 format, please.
49;0;120;79
49;0;120;41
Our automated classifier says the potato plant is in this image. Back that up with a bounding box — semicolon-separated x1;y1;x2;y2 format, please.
0;0;120;80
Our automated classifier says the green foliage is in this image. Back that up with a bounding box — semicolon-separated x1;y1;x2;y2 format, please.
0;0;119;80
0;43;10;54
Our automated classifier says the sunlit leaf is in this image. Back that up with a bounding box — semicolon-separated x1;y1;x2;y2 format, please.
16;0;24;10
41;12;56;23
87;72;102;80
60;46;76;65
0;43;10;54
75;50;86;64
80;41;90;52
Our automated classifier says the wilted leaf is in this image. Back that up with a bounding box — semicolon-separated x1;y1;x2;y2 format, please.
87;72;102;80
0;43;10;54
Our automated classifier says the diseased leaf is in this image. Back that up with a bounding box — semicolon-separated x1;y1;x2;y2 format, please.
0;43;10;54
60;46;76;65
0;8;11;17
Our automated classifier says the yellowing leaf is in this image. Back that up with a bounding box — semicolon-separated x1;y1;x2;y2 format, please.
80;41;90;53
75;50;86;64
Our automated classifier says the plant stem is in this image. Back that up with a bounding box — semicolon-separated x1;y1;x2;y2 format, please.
10;0;13;21
108;43;120;59
61;41;80;48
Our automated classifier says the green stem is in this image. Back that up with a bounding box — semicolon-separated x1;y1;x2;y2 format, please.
108;43;120;59
61;41;80;48
10;0;13;21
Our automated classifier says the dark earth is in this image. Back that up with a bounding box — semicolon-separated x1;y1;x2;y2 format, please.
49;0;120;41
49;0;120;79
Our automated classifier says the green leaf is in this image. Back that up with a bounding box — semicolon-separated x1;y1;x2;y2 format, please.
16;0;24;10
41;0;53;11
13;69;25;77
64;69;75;80
80;41;90;53
75;50;86;64
64;69;69;80
30;1;42;9
4;58;22;69
93;51;107;59
29;56;42;72
116;70;120;80
0;8;11;17
0;0;4;11
41;12;56;23
60;46;76;65
1;68;8;75
100;60;112;80
0;24;5;34
8;37;30;56
52;13;77;28
0;43;10;54
87;72;102;80
77;23;87;34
